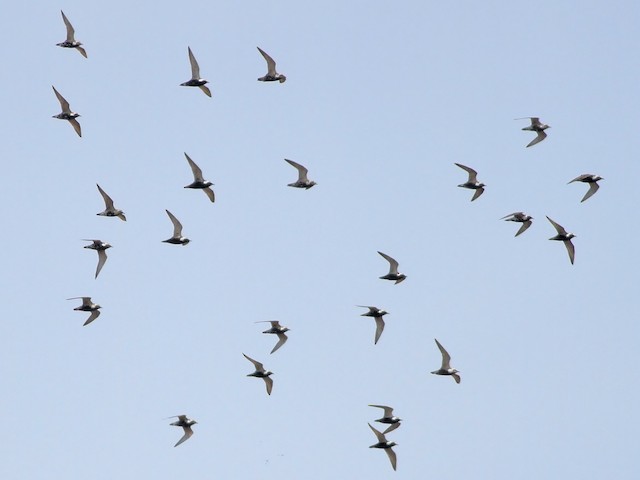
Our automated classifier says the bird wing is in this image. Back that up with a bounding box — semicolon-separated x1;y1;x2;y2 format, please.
581;182;599;202
61;11;75;42
385;447;397;471
377;251;399;274
84;310;100;326
269;321;282;328
81;297;93;307
203;187;215;203
383;422;400;435
500;212;520;220
95;249;107;278
184;153;204;182
471;187;484;201
165;210;183;236
374;317;385;345
257;47;277;76
368;423;386;443
68;118;82;137
564;240;575;265
515;220;532;237
97;184;115;209
452;373;461;384
243;353;265;372
434;338;452;370
75;46;87;58
271;333;288;354
454;163;478;182
369;405;394;417
174;425;193;447
284;159;309;182
52;86;71;112
187;47;201;79
198;85;212;97
526;130;547;147
568;174;590;184
263;376;274;395
546;216;567;235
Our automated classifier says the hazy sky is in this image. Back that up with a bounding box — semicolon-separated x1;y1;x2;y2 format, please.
1;1;639;479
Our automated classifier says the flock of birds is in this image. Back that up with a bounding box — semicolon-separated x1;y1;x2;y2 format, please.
52;9;605;472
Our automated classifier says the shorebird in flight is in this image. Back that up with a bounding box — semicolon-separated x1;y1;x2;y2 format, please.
255;321;290;354
243;354;274;395
368;423;398;471
568;174;603;203
500;212;533;237
67;297;101;326
357;306;388;345
52;86;82;137
516;117;550;147
180;47;211;97
168;415;197;447
368;404;401;434
377;251;406;284
431;338;461;384
546;216;576;264
284;159;316;189
83;240;111;278
56;11;87;58
183;153;215;202
96;184;126;221
257;47;286;83
455;163;485;201
162;210;190;245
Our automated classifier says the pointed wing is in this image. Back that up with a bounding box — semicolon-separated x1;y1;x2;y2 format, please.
61;11;75;42
81;297;93;307
546;216;567;235
271;333;288;354
203;187;215;203
75;46;87;58
368;423;386;443
526;130;547;147
68;118;82;137
454;163;478;183
377;251;399;274
471;187;484;201
269;321;282;328
243;353;265;372
52;86;71;112
568;174;590;184
434;338;452;370
385;447;397;471
452;373;461;384
187;47;200;79
174;425;193;447
97;184;115;209
369;405;394;417
257;47;277;75
95;249;107;278
564;240;575;265
500;212;522;220
383;422;400;435
165;210;183;236
373;317;385;345
198;85;212;97
117;213;126;221
184;153;204;182
83;310;100;326
284;159;309;182
581;182;599;202
263;376;273;395
515;220;532;237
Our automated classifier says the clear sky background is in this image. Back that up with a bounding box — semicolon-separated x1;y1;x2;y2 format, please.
1;1;639;478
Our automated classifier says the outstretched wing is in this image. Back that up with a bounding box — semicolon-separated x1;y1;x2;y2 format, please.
377;251;399;274
271;333;288;354
52;86;71;112
174;425;193;447
61;11;75;43
284;159;309;182
97;184;115;209
185;153;204;182
434;338;452;370
257;47;277;76
187;47;201;79
454;163;478;183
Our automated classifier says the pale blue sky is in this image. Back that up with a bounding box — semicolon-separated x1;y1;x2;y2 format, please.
1;1;639;478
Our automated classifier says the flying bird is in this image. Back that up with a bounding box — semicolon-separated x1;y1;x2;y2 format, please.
56;11;87;58
180;47;211;97
183;153;215;202
377;251;406;284
500;212;533;237
568;174;603;202
516;117;550;147
455;163;485;201
67;297;101;326
368;423;398;471
96;184;126;221
257;47;286;83
368;405;401;434
83;239;111;279
162;210;190;245
546;216;576;264
357;306;388;345
284;159;316;189
243;353;274;395
168;415;197;447
52;86;82;137
431;338;461;384
255;321;290;354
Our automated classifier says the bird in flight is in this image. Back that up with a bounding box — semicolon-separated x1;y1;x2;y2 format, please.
568;174;603;203
180;47;211;97
83;239;111;278
284;159;316;189
377;251;406;284
168;415;197;447
67;297;101;326
516;117;550;147
368;423;398;471
368;404;402;434
52;86;82;137
96;184;126;221
546;216;576;264
431;338;461;384
255;321;290;354
243;354;274;395
500;212;533;237
357;306;388;345
162;210;190;245
455;163;485;201
56;11;87;58
257;47;286;83
183;153;215;202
